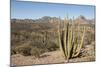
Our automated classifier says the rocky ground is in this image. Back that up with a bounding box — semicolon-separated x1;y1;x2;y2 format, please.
11;42;95;66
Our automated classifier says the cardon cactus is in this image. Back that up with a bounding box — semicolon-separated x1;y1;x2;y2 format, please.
57;16;86;61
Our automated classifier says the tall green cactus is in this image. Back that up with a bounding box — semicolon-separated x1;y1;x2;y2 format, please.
57;16;86;61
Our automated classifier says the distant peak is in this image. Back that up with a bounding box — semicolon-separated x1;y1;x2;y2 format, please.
77;15;86;20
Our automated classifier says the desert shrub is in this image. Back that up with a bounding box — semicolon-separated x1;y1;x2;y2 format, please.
45;41;59;51
84;31;95;45
30;47;41;58
11;48;16;55
11;24;59;56
15;46;31;56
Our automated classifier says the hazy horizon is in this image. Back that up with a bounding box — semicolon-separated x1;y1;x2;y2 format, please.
11;15;95;20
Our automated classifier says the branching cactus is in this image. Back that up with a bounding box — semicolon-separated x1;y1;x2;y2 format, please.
57;16;86;61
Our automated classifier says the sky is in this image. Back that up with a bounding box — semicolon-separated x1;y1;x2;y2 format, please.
11;0;95;19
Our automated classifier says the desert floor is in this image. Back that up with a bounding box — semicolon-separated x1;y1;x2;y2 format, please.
11;42;95;66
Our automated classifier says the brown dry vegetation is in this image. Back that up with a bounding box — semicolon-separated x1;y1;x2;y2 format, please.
11;16;95;66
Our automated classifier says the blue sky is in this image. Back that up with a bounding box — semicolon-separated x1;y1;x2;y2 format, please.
11;0;95;19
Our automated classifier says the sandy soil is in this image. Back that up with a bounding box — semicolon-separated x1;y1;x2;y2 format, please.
11;42;95;66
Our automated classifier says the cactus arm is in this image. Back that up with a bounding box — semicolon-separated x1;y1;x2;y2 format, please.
72;37;78;57
57;17;66;58
63;17;68;58
72;22;80;57
73;26;86;57
67;22;73;60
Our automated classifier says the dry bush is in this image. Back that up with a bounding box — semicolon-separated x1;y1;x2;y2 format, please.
14;46;31;56
30;47;41;58
84;30;95;45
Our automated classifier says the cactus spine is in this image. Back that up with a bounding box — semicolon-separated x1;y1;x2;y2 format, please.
57;16;86;61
